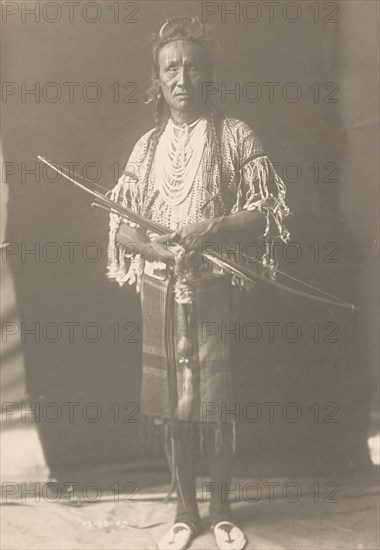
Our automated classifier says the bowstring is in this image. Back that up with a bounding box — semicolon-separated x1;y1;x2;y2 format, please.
274;269;354;308
44;159;113;195
225;246;355;309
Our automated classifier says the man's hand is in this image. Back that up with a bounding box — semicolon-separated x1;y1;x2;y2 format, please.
154;211;267;252
154;218;222;251
140;241;175;263
116;222;148;243
116;221;175;263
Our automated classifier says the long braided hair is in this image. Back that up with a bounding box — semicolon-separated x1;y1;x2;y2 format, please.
143;16;224;219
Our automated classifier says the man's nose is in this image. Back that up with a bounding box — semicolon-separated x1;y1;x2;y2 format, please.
176;67;189;88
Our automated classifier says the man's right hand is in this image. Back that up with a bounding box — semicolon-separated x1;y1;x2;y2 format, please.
116;222;148;249
140;241;175;263
116;221;175;263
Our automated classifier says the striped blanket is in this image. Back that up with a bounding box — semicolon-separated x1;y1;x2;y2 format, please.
140;272;234;429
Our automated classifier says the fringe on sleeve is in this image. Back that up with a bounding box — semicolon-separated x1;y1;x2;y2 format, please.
232;155;291;279
106;171;144;292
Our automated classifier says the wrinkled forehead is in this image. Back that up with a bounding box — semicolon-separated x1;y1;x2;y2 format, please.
158;40;206;69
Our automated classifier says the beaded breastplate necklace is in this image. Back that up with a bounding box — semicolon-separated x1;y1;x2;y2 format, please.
155;116;207;206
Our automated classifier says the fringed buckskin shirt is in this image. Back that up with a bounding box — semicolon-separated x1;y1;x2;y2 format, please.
107;114;290;290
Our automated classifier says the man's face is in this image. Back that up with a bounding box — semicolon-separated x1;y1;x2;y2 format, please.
158;40;207;117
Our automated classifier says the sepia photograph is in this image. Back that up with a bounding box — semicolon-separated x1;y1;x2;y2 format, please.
1;1;379;549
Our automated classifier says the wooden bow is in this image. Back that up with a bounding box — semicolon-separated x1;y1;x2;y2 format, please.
38;156;356;311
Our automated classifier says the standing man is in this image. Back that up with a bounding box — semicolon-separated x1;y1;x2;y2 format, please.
107;16;289;550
